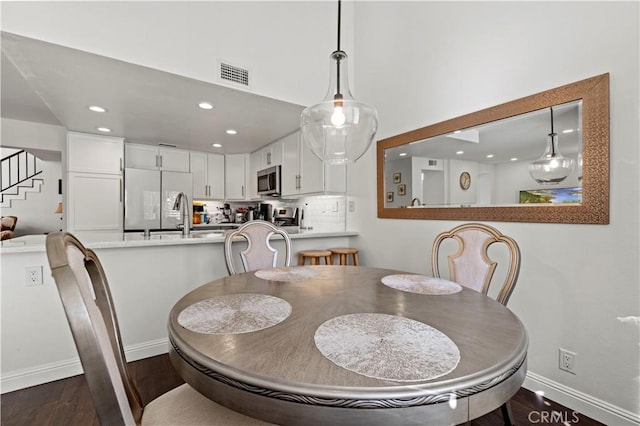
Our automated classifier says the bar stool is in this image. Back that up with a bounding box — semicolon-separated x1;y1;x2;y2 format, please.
328;247;360;266
298;250;333;265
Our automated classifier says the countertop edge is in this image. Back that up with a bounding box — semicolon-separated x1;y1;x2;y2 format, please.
0;231;359;254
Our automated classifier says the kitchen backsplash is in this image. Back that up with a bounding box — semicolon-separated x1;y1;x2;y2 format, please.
194;195;346;232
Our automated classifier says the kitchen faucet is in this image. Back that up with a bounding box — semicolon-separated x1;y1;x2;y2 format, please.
411;197;422;207
172;192;191;236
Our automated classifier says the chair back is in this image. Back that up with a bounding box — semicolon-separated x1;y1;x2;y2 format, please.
431;223;521;305
224;220;292;275
46;232;143;425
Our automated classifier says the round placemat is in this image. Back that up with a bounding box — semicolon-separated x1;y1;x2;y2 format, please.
381;274;462;295
314;313;460;382
178;294;291;334
255;266;321;281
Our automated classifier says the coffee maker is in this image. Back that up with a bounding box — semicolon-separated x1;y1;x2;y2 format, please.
258;203;273;222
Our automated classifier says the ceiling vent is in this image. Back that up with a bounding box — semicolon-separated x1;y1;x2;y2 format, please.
219;61;250;87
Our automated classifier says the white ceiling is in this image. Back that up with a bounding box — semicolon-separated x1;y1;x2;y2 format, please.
1;32;305;154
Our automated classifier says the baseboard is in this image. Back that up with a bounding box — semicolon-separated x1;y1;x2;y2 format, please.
1;338;169;394
524;372;640;426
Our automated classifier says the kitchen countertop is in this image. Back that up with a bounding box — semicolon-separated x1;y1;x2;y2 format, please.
0;228;358;254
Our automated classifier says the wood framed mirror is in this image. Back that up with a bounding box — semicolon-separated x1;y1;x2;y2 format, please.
377;73;609;224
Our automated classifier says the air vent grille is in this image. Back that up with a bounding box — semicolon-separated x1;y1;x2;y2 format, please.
220;62;250;86
428;159;438;166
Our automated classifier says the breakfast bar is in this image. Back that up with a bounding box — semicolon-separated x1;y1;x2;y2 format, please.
0;229;357;393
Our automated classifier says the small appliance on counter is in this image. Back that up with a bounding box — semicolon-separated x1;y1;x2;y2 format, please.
221;203;233;223
273;207;299;227
258;203;273;222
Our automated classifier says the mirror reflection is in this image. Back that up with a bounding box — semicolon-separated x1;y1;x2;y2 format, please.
384;100;582;208
376;73;609;224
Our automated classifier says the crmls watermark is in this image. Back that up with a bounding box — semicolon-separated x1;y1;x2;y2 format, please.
528;410;580;423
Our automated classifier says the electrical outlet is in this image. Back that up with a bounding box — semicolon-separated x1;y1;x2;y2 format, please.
559;348;576;374
348;200;355;213
26;266;43;286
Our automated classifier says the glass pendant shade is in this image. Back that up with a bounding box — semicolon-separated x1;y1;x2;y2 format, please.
301;50;378;164
528;132;575;185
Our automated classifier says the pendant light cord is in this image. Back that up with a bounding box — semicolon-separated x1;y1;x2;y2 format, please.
550;107;557;156
337;0;342;52
335;0;342;97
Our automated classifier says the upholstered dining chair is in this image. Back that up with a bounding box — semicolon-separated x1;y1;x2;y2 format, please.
431;222;521;306
1;215;18;240
431;223;521;425
224;220;292;275
45;232;271;425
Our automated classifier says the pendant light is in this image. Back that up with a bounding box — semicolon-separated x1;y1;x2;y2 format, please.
528;107;575;184
300;0;378;164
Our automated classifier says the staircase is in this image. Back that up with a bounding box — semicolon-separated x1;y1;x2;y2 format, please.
1;150;44;208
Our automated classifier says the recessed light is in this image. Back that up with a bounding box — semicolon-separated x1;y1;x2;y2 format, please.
456;150;464;155
198;102;214;110
562;129;574;134
212;143;222;148
510;157;518;161
399;152;407;157
226;129;237;135
486;154;494;158
97;127;111;133
88;105;107;113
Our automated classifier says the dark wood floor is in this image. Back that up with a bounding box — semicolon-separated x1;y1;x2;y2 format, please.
1;354;603;426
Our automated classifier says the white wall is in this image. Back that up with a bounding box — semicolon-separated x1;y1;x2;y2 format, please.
351;2;639;425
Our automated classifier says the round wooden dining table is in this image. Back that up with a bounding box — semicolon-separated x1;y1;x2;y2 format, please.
168;265;528;425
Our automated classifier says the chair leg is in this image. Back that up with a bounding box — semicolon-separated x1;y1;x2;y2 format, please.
326;255;332;265
353;253;359;266
500;401;514;426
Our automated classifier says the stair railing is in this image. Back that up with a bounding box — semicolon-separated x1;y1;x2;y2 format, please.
1;150;43;196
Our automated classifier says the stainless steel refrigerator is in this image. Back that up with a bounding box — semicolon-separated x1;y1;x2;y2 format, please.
124;168;193;230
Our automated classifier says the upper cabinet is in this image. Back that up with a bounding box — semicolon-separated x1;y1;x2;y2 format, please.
66;132;124;233
125;143;190;172
225;154;248;200
281;131;345;197
67;132;123;174
190;152;224;199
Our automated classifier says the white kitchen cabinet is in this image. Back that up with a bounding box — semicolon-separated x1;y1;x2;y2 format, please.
67;132;123;174
281;131;345;197
225;154;248;200
190;151;224;199
66;132;124;233
248;150;262;199
67;172;123;232
125;143;190;172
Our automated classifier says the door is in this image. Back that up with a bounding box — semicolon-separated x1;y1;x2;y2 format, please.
124;168;160;230
161;171;193;229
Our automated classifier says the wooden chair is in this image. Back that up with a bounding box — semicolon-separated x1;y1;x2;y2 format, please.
431;223;521;306
431;223;521;425
45;232;271;425
224;220;292;275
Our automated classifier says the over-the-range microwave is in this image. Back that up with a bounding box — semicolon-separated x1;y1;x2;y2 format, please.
257;165;281;196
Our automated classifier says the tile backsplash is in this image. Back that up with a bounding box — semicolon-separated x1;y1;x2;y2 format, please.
194;195;346;232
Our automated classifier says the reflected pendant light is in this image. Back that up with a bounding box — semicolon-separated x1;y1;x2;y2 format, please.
528;107;575;184
300;0;378;164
